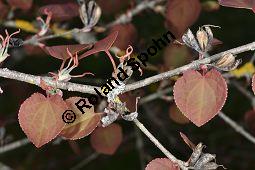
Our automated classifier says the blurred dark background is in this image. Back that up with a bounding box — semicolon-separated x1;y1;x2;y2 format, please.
0;0;255;169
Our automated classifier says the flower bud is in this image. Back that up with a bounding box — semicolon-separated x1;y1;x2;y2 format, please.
79;0;101;31
196;28;209;52
215;53;241;71
215;53;235;68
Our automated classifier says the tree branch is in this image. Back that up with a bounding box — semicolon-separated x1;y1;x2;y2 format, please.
23;28;80;45
133;118;187;169
1;42;255;95
0;68;97;94
124;41;255;92
219;112;255;144
0;138;30;154
105;0;166;28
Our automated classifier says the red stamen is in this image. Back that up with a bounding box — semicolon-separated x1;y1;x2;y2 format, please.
106;50;117;73
119;45;133;63
71;72;95;78
5;29;20;47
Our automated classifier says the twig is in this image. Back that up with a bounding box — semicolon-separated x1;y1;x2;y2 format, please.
133;118;187;169
124;41;255;92
0;68;97;94
23;28;80;45
105;0;166;28
218;112;255;144
1;42;255;94
0;162;13;170
0;42;254;157
250;51;255;62
141;102;178;146
139;88;172;104
231;80;254;101
135;126;146;170
0;138;30;154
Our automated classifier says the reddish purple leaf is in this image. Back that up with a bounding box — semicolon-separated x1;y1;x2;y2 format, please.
146;158;180;170
109;23;138;50
24;44;45;56
79;31;118;59
218;0;255;12
179;132;196;150
60;97;101;140
38;3;79;21
79;31;119;71
18;93;67;147
7;0;33;10
166;0;201;38
44;43;93;60
90;123;123;155
173;69;228;127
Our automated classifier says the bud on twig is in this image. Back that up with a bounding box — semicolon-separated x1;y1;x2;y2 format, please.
189;143;204;166
197;27;209;52
214;53;242;71
180;132;224;170
182;25;220;54
194;153;216;168
79;0;102;32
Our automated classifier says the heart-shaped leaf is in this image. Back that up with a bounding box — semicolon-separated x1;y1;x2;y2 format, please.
44;43;93;60
90;123;122;155
173;69;227;127
166;0;201;38
18;93;67;147
146;158;180;170
60;97;101;140
218;0;255;13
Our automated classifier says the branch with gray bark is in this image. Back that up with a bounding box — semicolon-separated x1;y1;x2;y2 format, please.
0;41;255;94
